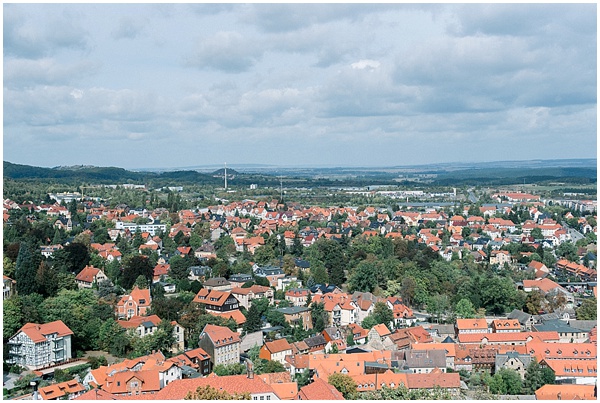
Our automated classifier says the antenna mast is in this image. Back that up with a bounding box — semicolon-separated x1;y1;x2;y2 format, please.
224;162;228;190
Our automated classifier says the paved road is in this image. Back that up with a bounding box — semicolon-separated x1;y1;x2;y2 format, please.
562;221;585;243
3;373;19;389
467;188;478;204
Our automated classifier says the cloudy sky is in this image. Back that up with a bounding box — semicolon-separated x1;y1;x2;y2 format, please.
3;3;597;170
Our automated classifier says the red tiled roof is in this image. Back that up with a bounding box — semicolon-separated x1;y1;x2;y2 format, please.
75;265;101;283
263;339;293;354
74;389;121;400
104;370;160;395
298;377;345;400
39;380;84;400
18;320;73;343
456;318;487;330
535;384;596;400
202;324;241;346
154;375;275;399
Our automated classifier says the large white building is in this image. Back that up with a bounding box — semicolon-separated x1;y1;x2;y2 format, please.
115;221;167;236
7;321;73;370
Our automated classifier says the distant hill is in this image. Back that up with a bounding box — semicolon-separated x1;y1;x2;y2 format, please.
212;168;239;176
4;159;596;187
3;161;220;185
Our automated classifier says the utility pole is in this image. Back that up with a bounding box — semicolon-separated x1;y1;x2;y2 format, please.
280;176;283;203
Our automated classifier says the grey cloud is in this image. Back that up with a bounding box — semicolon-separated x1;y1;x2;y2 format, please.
242;4;396;33
393;34;596;113
4;5;89;59
449;4;596;38
4;58;100;88
111;16;145;40
185;31;263;73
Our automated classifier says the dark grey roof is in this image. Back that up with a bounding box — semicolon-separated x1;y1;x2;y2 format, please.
229;273;253;282
568;320;598;332
507;309;533;325
255;265;284;277
495;351;532;369
294;259;311;269
402;349;446;369
442;336;455;344
310;284;338;294
532;319;584;334
304;334;326;347
203;277;230;286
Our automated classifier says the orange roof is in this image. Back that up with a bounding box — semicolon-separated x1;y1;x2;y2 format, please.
406;371;460;389
491;319;521;331
124;286;151;305
522;278;562;293
535;384;596;400
269;382;298;400
263;338;293;354
74;388;121;400
18;320;73;343
541;359;597;377
192;288;233;306
526;341;597;362
117;315;162;329
39;380;84;400
202;324;241;346
104;370;161;394
154;374;275;399
210;309;246;325
75;265;101;283
352;370;408;392
458;331;559;344
298;377;344;400
456;318;487;330
371;323;391;337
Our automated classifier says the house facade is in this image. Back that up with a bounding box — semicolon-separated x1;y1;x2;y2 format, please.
198;324;241;368
7;320;73;370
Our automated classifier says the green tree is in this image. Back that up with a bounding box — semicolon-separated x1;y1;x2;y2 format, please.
311;302;327;333
328;373;357;399
530;228;543;240
98;318;130;356
525;291;544;315
121;255;153;290
243;304;263;334
3;297;23;340
455;298;476;319
556;242;578;262
576;298;597;320
3;256;16;279
262;359;287;373
348;261;378;293
371;301;394;329
523;359;551;394
213;363;246;376
15;242;40;295
294;369;312;388
497;368;522;395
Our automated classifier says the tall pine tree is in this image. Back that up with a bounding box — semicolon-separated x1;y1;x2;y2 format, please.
15;242;40;295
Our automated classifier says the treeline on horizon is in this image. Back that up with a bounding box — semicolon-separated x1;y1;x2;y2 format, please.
3;160;597;188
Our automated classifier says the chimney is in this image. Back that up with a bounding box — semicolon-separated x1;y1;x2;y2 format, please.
245;359;254;379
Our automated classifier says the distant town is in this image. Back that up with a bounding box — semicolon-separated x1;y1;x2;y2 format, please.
2;166;597;400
